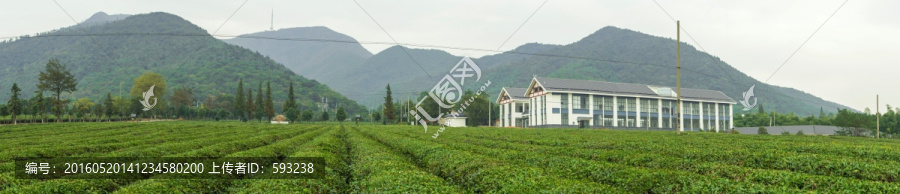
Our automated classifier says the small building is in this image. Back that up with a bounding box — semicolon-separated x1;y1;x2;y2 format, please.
507;77;735;131
496;87;530;127
439;113;467;127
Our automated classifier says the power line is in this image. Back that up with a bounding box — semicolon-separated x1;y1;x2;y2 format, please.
166;0;250;81
649;0;850;113
51;0;133;78
13;31;734;86
650;0;737;83
765;0;848;83
4;27;848;112
496;0;549;50
352;0;431;78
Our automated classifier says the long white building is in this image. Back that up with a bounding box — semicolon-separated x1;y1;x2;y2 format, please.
501;77;736;131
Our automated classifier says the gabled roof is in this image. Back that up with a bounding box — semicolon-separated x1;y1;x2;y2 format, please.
526;77;735;103
496;87;529;104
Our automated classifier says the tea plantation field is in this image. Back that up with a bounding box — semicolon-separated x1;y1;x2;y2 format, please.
1;121;899;193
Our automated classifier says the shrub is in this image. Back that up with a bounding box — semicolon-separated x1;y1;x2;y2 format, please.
758;126;768;135
796;130;804;136
781;131;791;135
730;129;740;134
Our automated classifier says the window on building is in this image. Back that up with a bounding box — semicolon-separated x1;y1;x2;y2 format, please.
603;97;613;111
572;95;587;109
691;102;699;116
617;98;625;112
560;94;569;108
581;95;588;109
604;115;613;126
539;95;545;125
561;113;568;126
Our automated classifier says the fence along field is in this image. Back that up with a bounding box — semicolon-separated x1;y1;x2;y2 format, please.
1;121;899;192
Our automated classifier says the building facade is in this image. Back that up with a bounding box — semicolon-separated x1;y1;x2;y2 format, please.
515;77;736;131
497;87;530;127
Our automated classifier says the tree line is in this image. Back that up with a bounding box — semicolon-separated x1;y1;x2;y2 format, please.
734;104;900;138
372;84;499;127
0;58;357;124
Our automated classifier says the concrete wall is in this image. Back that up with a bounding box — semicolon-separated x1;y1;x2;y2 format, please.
735;125;842;135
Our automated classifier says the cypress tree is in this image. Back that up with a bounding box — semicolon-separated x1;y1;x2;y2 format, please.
8;83;21;125
247;88;255;122
265;81;275;121
383;84;396;124
104;93;114;122
234;79;245;120
256;82;263;122
34;91;44;123
284;82;296;112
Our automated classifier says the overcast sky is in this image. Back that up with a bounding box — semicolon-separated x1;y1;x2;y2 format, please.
1;0;897;112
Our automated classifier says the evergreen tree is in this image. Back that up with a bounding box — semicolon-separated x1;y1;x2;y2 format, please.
302;110;313;123
8;83;21;125
104;93;114;122
284;82;296;112
233;79;245;120
33;91;45;123
256;82;263;122
383;84;396;124
285;107;298;123
372;111;382;122
758;104;764;114
321;110;330;121
37;59;78;122
247;88;255;123
336;106;347;122
265;81;275;121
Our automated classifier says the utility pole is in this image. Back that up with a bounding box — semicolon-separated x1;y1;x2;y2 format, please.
270;9;274;31
676;20;682;135
406;93;409;124
877;94;880;138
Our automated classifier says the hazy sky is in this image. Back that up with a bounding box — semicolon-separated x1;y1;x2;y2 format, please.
1;0;897;112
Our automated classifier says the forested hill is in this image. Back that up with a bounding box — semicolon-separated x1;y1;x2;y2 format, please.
368;27;851;116
223;27;373;84
0;12;365;115
474;26;853;115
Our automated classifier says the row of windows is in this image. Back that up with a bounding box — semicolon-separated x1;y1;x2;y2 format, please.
539;93;730;128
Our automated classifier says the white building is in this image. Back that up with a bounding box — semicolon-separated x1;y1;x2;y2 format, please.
438;113;467;127
496;87;530;127
514;77;736;131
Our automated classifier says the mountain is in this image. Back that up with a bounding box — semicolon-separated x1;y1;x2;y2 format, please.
78;12;131;27
0;12;365;115
338;27;849;115
222;27;373;85
474;26;853;115
209;24;851;116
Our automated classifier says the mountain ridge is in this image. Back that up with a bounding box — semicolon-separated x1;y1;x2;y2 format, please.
0;12;366;115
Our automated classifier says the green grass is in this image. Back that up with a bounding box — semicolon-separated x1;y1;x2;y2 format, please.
1;121;899;193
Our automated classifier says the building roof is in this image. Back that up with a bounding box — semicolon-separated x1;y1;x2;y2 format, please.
505;88;528;100
530;77;736;103
496;87;529;104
